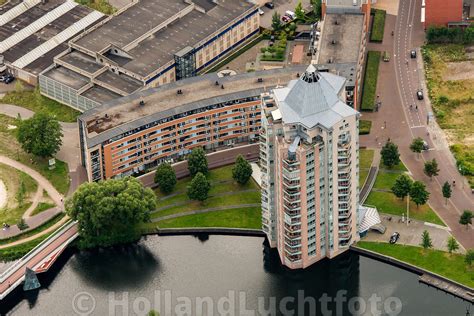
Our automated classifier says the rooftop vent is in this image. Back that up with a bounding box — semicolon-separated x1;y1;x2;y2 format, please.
328;58;333;63
177;89;183;95
215;81;219;86
104;113;109;119
296;73;300;78
331;40;337;45
301;66;320;83
257;78;263;83
335;20;339;25
139;100;145;106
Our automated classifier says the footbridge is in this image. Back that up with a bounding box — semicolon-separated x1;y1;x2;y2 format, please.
0;220;78;300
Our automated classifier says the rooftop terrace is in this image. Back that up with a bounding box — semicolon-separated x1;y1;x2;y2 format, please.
318;13;364;64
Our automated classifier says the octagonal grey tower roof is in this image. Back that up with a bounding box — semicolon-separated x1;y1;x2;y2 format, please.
273;64;358;129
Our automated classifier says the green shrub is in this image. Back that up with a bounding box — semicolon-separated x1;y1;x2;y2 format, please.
370;9;386;42
360;51;381;111
359;120;372;135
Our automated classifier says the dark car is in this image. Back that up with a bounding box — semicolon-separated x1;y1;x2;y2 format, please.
410;50;417;58
416;89;424;100
264;2;274;9
422;141;429;151
4;75;14;84
389;232;400;244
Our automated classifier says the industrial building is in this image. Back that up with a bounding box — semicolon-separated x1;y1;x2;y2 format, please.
0;0;104;85
39;0;259;112
422;0;465;28
260;64;360;269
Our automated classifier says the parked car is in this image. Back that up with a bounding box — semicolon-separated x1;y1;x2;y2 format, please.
410;50;417;58
258;8;264;15
264;2;274;9
383;51;390;62
282;15;291;23
0;74;14;84
389;232;400;244
416;89;424;100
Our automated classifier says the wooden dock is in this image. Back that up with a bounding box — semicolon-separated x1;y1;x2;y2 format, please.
419;274;474;303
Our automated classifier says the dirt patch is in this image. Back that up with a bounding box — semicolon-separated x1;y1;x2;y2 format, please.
0;180;6;209
443;61;474;81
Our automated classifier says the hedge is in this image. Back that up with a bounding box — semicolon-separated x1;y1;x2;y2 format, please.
360;51;381;111
359;120;372;135
370;9;386;42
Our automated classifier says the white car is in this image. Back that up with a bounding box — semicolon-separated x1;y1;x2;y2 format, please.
258;8;264;15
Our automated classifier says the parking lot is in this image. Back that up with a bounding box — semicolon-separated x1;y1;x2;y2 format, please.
259;0;311;29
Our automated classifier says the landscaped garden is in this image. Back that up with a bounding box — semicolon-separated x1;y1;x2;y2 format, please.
143;157;261;231
422;44;474;188
360;51;381;111
260;32;288;62
365;159;445;225
357;241;474;288
359;148;374;188
359;120;372;135
370;9;386;42
0;114;70;195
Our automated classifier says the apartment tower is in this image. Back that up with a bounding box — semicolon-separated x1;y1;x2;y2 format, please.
260;65;360;269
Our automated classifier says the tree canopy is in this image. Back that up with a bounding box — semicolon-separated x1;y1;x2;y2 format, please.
66;177;156;248
187;172;211;202
271;12;281;32
187;147;208;177
409;137;424;156
446;236;459;254
380;141;400;168
410;181;430;207
232;155;253;185
420;230;432;249
459;210;472;229
295;1;305;20
442;181;451;205
466;249;474;266
391;174;413;200
154;163;177;194
17;112;63;158
423;158;439;180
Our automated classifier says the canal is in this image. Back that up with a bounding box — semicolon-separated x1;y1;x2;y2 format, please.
1;235;471;315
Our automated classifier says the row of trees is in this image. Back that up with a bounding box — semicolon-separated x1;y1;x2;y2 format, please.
154;147;253;202
426;25;474;45
420;230;474;268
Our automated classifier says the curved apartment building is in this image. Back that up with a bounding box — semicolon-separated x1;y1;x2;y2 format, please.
260;65;360;269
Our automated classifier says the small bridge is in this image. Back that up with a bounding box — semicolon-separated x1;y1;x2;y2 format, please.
0;220;78;300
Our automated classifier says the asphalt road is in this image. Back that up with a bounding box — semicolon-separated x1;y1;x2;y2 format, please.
361;0;473;248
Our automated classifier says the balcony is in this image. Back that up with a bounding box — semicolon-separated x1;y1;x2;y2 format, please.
282;168;300;180
285;253;302;262
283;159;300;172
338;211;351;219
284;246;302;255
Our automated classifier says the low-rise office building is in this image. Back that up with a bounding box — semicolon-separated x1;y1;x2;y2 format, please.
260;65;360;269
40;0;259;112
422;0;464;28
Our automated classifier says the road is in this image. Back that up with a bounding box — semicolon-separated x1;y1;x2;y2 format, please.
361;0;473;248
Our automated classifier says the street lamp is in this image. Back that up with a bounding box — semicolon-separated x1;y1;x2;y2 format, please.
406;193;410;226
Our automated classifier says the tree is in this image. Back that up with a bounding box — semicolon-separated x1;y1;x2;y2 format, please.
271;12;281;32
442;181;452;205
459;210;473;230
17;218;29;231
232;155;253;185
295;1;305;20
423;158;439;180
446;236;459;254
409;137;424;159
380;141;400;168
410;181;430;208
17;112;63;158
187;172;210;202
187;147;208;177
66;177;156;248
148;311;159;316
391;174;413;200
466;249;474;266
154;163;176;194
420;230;432;249
15;180;26;207
310;0;322;19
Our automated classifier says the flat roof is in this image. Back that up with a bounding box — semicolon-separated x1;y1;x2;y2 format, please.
57;50;104;75
95;70;143;94
71;0;255;77
318;13;364;64
43;65;90;90
80;66;308;147
80;85;122;104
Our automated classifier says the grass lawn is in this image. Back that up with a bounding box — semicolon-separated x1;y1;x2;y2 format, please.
361;51;381;111
359;120;372;135
0;233;51;262
365;191;444;225
152;165;261;228
75;0;116;14
422;44;474;187
370;9;386;42
31;202;56;216
0;203;31;225
359;149;374;187
1;89;80;123
0;114;70;195
0;212;65;246
147;206;262;230
357;241;474;288
373;171;401;190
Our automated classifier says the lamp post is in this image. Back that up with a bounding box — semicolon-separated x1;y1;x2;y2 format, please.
406;193;410;226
